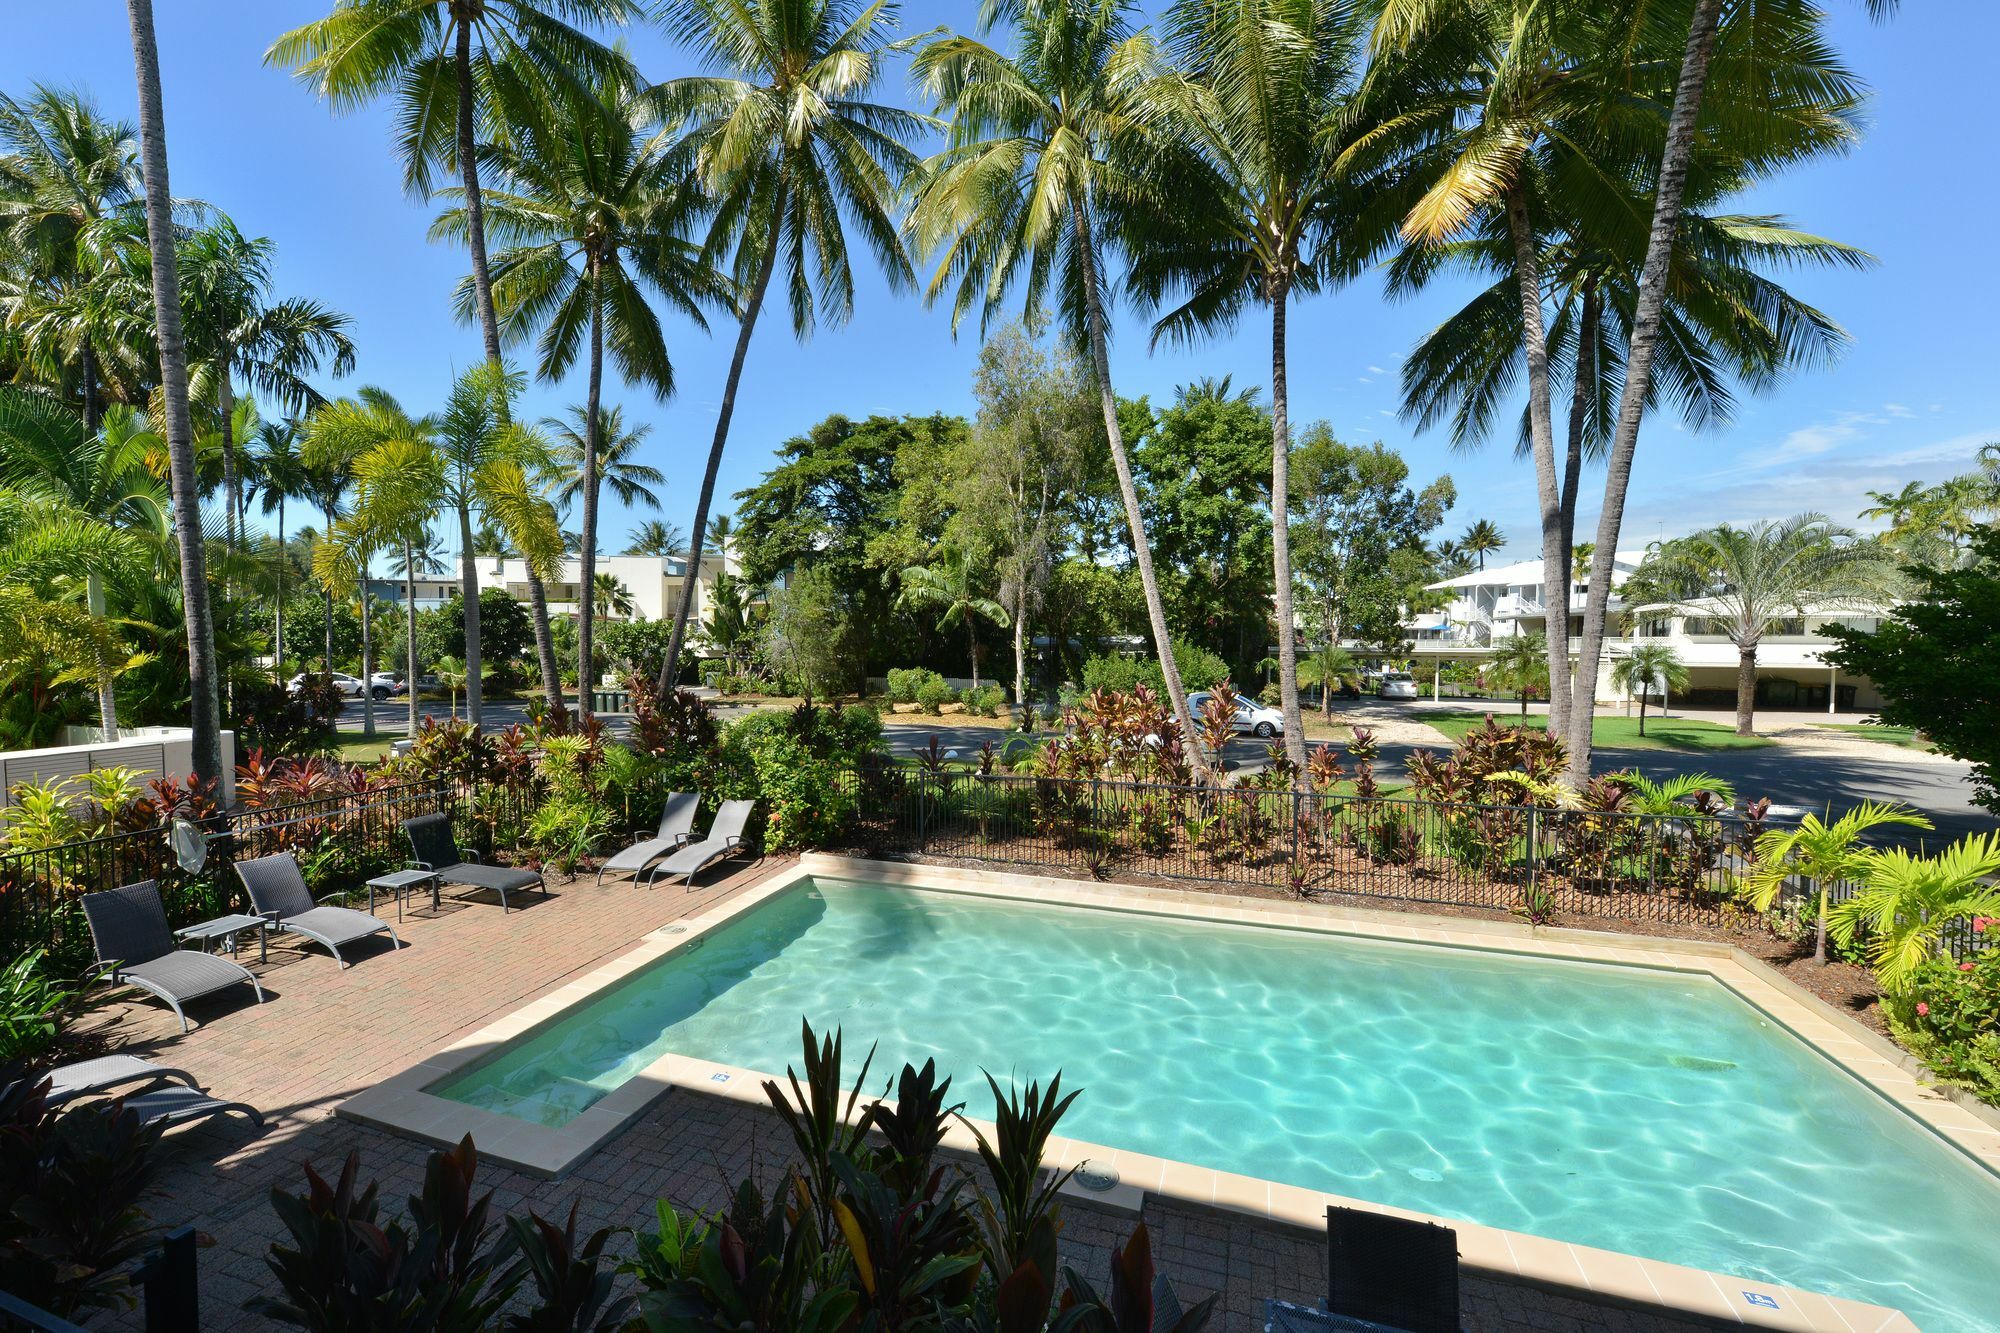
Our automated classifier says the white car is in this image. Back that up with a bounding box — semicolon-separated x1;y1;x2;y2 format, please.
1377;671;1420;701
1186;690;1286;739
288;671;398;700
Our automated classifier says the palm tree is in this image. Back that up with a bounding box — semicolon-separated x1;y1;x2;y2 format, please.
249;418;311;672
0;86;146;431
267;0;639;371
1296;642;1357;720
622;517;683;558
1563;0;1885;783
1487;632;1547;721
1621;515;1895;736
592;570;635;619
908;0;1210;776
651;0;928;691
386;533;446;733
1459;519;1503;571
1828;835;2000;991
1608;642;1685;738
311;522;385;737
123;0;221;782
1123;0;1375;774
704;512;733;556
435;59;730;719
544;404;665;512
1746;801;1929;966
895;552;1011;693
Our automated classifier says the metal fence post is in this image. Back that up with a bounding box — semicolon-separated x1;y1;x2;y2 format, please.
136;1226;199;1332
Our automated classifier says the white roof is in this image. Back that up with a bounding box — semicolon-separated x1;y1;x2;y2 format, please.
1426;551;1646;592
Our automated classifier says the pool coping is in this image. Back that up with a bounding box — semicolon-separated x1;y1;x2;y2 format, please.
334;852;1990;1333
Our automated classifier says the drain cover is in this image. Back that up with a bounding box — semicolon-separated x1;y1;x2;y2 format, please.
1407;1167;1443;1183
662;926;687;935
1074;1161;1120;1193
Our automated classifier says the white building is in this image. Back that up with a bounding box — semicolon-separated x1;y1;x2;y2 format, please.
1407;556;1885;712
396;551;744;636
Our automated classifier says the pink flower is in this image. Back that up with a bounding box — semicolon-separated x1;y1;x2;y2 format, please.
1915;1002;1930;1016
1961;962;1977;972
1974;918;1992;933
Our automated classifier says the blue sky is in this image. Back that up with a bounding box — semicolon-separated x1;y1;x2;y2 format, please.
6;1;1995;565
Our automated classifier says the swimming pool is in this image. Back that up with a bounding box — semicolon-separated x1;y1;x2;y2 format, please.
435;875;2000;1330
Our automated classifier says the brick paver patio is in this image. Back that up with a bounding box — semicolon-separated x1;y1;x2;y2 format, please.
80;854;1708;1331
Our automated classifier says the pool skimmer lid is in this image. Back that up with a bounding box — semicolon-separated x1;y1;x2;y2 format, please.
1074;1161;1120;1193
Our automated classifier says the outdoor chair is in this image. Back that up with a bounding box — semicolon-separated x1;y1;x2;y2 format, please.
401;813;544;912
43;1054;198;1107
81;881;265;1032
597;792;700;886
1325;1206;1460;1333
646;799;757;888
235;852;401;968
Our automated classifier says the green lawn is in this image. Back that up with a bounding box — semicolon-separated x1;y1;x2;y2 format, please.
1812;722;1932;751
332;729;397;764
1417;709;1772;752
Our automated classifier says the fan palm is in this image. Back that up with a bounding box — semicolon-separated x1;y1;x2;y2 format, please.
1486;632;1546;720
650;0;929;689
1121;0;1379;773
1608;642;1685;737
1620;514;1896;736
544;404;664;511
435;58;731;718
907;0;1210;777
895;552;1011;693
623;517;684;558
267;0;640;368
122;0;222;781
1829;834;2000;991
1459;519;1503;570
1746;801;1931;966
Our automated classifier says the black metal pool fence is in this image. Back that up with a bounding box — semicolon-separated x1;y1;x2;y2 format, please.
0;766;1985;975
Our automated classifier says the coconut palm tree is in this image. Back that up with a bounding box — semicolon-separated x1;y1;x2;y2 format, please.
1829;834;2000;991
544;404;665;512
1296;642;1357;720
622;517;684;558
1459;519;1503;571
1122;0;1376;773
123;0;221;782
434;59;730;719
249;418;311;672
267;0;639;371
1608;642;1685;738
592;570;635;619
907;0;1211;777
1563;0;1887;782
1487;632;1547;721
1746;801;1929;967
1620;515;1896;736
704;512;733;555
651;0;929;691
895;552;1011;693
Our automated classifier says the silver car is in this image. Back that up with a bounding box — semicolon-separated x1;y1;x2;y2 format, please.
1187;691;1286;739
1377;672;1420;701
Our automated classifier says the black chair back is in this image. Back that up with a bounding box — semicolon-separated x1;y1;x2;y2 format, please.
1327;1205;1459;1333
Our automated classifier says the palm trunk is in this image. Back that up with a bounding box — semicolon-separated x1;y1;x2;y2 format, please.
1505;182;1571;750
457;501;482;724
403;538;421;737
126;0;219;783
1734;642;1758;737
525;571;562;714
1637;686;1647;736
967;621;980;694
1012;585;1028;726
1268;276;1307;773
577;258;603;722
1567;0;1725;787
1069;196;1208;779
219;372;238;556
359;569;375;738
273;496;285;674
88;571;120;741
660;179;788;691
454;18;501;367
1558;279;1599;627
81;343;101;435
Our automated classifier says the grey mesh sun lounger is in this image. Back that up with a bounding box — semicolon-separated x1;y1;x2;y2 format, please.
598;792;699;885
402;813;544;912
44;1054;198;1107
236;852;401;967
646;799;757;888
120;1086;264;1131
81;881;264;1032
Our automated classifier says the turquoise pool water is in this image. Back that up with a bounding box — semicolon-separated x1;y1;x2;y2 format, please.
438;879;2000;1330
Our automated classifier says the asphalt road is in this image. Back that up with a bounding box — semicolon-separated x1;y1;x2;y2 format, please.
340;697;1992;845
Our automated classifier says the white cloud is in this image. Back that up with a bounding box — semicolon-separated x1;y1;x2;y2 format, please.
1357;376;1373;384
1367;364;1387;375
1883;402;1914;419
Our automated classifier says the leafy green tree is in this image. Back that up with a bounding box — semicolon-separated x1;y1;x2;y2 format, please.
416;587;535;684
701;568;752;672
280;589;363;669
1288;431;1455;653
652;0;926;684
1827;528;2000;814
908;0;1211;776
895;551;1012;694
1608;642;1686;737
1622;514;1895;736
756;567;854;702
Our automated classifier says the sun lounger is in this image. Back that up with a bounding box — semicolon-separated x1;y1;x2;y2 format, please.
81;882;264;1032
401;813;544;912
597;792;699;885
43;1054;198;1107
646;799;757;888
119;1085;264;1131
235;852;401;968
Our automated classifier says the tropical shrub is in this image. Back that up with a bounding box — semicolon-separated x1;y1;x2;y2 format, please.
379;716;500;785
885;666;947;704
0;950;101;1065
915;673;958;714
1744;802;1933;964
1828;834;2000;990
720;704;883;851
1080;640;1230;697
963;682;1007;717
1883;941;2000;1106
234;673;342;757
525;736;614;875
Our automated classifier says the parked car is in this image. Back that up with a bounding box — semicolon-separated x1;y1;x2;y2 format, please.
1377;672;1420;701
1186;691;1287;739
367;671;399;698
289;671;365;699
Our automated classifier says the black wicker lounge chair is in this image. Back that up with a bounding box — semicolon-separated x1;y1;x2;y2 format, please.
81;882;264;1032
235;852;401;967
401;813;544;912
